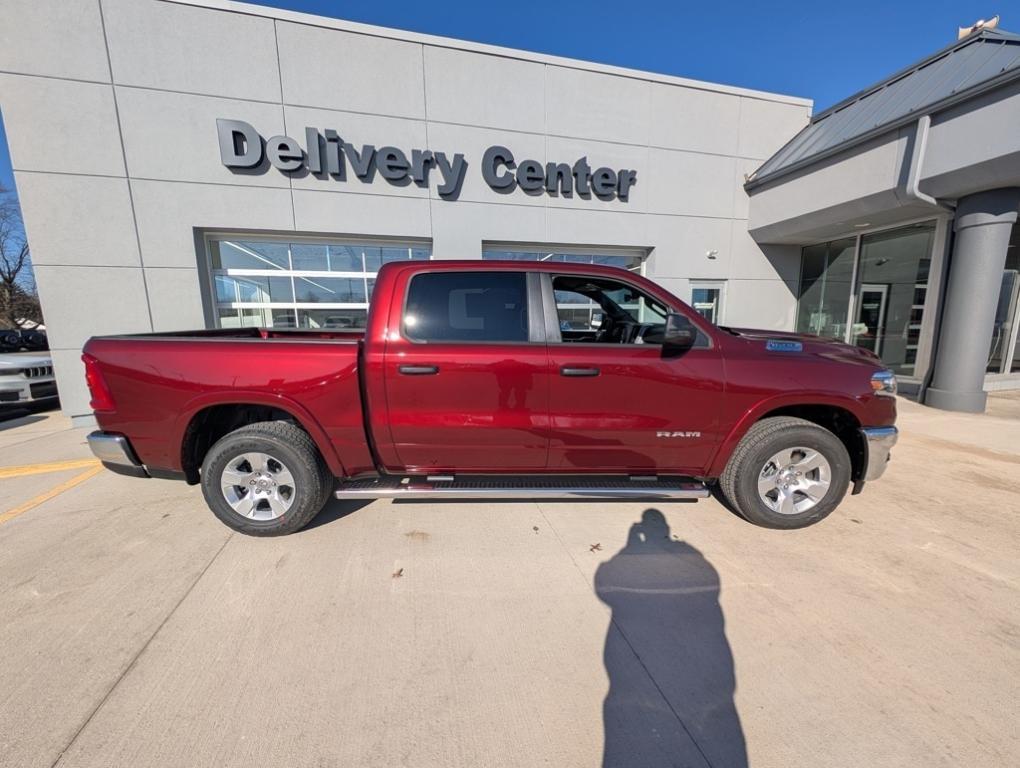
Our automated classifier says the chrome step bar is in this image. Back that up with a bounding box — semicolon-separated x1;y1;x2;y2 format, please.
335;475;710;501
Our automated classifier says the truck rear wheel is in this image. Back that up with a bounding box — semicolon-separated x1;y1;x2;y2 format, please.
200;420;332;536
719;416;851;529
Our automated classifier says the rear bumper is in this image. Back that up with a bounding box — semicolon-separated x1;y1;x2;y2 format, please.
860;426;898;482
87;431;149;478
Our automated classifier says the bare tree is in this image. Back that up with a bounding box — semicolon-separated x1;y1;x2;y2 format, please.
0;185;41;329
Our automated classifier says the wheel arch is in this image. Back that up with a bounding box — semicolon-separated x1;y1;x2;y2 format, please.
708;396;866;482
175;393;345;483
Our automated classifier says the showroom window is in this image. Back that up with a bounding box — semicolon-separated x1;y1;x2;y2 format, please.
796;237;856;341
795;222;936;377
208;237;431;329
483;245;647;331
988;222;1020;374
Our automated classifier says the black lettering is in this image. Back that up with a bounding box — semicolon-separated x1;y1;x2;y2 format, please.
344;144;376;178
572;156;592;196
217;119;262;168
482;145;516;191
545;162;572;196
516;160;545;192
617;169;637;201
591;167;618;198
266;135;303;172
376;146;410;181
304;127;322;174
323;130;344;177
434;152;467;198
410;149;435;186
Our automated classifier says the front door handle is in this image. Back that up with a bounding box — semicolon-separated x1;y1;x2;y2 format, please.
399;365;439;375
560;366;600;377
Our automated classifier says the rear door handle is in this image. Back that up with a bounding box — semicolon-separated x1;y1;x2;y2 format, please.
560;366;600;377
398;365;439;375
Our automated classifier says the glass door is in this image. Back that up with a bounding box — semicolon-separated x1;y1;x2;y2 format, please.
988;223;1020;373
852;284;889;356
851;222;935;376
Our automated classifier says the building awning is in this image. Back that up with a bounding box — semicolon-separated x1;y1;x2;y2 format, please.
746;28;1020;190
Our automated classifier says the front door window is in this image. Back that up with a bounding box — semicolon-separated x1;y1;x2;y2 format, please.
550;274;670;344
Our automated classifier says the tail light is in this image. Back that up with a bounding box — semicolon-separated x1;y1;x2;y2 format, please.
82;353;115;412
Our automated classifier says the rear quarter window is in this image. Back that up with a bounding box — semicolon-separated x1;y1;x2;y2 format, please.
404;271;529;343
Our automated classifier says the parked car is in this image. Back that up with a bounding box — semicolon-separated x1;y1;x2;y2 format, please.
0;352;58;407
82;260;898;536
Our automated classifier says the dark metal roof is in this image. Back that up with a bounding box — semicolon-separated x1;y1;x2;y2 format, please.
746;27;1020;189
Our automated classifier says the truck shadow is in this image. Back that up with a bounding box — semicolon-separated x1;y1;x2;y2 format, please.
303;498;374;531
597;509;746;767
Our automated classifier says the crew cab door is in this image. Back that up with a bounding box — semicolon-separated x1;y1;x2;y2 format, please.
542;272;723;474
380;268;550;472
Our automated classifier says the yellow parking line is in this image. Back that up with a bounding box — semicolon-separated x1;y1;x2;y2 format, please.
0;465;104;525
0;458;100;479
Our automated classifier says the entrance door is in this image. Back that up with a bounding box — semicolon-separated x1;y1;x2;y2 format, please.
852;283;889;356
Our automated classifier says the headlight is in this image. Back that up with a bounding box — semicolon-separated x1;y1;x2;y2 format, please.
0;369;23;377
870;369;897;397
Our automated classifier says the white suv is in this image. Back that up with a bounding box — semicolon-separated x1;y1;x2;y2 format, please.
0;353;58;407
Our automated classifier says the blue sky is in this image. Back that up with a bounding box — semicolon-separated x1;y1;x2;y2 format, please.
0;1;1005;203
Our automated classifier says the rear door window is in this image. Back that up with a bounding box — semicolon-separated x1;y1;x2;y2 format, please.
404;271;529;342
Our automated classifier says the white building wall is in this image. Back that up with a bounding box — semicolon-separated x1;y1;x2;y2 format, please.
0;0;810;419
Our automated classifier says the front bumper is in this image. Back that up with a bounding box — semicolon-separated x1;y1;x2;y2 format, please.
87;431;149;478
860;426;898;482
0;378;57;404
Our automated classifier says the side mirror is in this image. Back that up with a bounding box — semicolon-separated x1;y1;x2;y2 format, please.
663;313;698;353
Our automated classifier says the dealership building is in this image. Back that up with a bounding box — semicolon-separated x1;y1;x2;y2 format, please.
3;0;1020;422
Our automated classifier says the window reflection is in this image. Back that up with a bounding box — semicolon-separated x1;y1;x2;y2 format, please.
483;247;647;333
483;248;643;272
795;223;936;376
210;237;429;330
989;224;1020;373
854;223;934;376
796;238;856;341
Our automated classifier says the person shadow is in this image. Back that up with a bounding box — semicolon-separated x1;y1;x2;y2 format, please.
596;509;747;768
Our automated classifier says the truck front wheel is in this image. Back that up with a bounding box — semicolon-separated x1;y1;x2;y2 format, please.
200;420;332;536
719;416;851;529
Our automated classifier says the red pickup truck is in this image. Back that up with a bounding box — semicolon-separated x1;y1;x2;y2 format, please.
82;260;898;536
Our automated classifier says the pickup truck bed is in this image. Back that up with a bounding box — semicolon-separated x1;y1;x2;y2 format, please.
84;329;371;479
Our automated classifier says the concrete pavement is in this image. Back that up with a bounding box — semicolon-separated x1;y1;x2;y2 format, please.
0;402;1017;768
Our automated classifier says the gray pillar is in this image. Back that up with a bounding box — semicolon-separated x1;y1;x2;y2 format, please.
926;188;1020;412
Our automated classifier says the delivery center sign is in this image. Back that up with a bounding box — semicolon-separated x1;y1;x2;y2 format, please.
217;119;637;202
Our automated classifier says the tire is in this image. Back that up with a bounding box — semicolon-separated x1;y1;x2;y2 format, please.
200;420;333;536
719;416;851;530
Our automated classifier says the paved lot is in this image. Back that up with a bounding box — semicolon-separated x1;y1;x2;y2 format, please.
1;399;1017;768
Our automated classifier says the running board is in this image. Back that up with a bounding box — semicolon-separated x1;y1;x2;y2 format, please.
334;475;710;501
